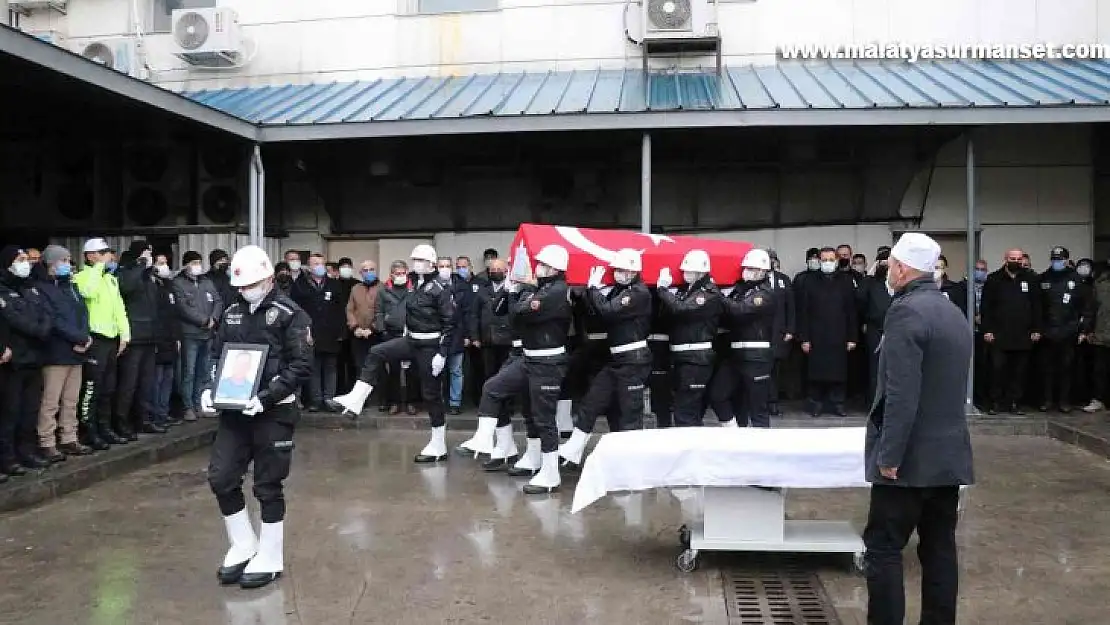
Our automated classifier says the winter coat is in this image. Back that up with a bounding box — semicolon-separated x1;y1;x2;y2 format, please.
116;261;163;344
33;268;90;366
290;274;347;354
346;280;381;334
796;271;859;382
0;270;53;366
172;272;225;340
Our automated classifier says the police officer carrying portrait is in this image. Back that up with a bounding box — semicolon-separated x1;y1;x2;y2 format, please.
328;244;456;463
201;245;313;590
1036;246;1094;413
707;249;777;428
654;250;723;427
559;249;653;468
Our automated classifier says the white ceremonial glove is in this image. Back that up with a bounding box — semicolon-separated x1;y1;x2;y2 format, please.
242;396;265;417
657;267;673;289
200;389;216;414
587;266;606;289
431;353;446;377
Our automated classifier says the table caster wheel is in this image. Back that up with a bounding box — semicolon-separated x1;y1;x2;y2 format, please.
679;525;691;549
853;551;866;575
675;549;699;573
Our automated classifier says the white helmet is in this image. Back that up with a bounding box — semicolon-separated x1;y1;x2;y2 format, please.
229;245;275;287
534;244;569;272
680;249;711;273
410;244;437;264
609;248;642;272
741;248;771;271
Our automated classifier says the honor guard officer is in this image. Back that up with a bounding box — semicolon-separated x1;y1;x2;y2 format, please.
559;249;653;468
655;250;725;427
201;246;312;590
328;244;456;462
1037;246;1093;413
708;249;777;428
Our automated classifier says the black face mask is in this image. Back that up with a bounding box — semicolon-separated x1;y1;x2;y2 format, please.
488;272;506;283
874;266;888;280
838;258;850;269
1005;261;1023;273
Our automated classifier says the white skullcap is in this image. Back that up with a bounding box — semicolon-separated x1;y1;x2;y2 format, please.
890;232;941;272
83;238;110;253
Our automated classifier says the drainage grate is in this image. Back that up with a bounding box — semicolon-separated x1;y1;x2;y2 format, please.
722;555;841;625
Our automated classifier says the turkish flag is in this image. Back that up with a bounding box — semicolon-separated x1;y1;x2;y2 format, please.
508;224;754;287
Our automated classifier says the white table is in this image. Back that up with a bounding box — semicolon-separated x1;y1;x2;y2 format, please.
571;427;869;572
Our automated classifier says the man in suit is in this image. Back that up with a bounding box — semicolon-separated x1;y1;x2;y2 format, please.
863;232;974;625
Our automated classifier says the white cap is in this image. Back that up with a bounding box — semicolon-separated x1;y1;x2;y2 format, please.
83;238;110;253
890;232;941;272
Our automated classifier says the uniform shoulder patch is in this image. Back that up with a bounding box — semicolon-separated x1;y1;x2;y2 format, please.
620;295;631;306
753;295;763;306
266;308;280;325
695;295;706;305
472;284;479;292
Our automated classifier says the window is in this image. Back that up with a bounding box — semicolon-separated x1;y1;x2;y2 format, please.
149;0;217;33
416;0;498;14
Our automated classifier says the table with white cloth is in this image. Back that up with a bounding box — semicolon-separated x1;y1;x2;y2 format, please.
570;426;869;572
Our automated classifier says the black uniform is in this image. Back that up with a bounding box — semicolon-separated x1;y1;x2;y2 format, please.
206;290;313;525
470;281;514;401
981;267;1042;411
657;276;723;426
647;288;673;427
480;275;569;453
115;259;161;436
574;278;653;433
562;291;609;405
356;272;455;427
709;279;777;427
797;270;859;415
290;274;347;407
766;270;795;414
857;275;892;407
0;272;52;471
1036;267;1092;410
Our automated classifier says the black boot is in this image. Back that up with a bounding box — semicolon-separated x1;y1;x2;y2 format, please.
482;455;519;472
218;561;251;585
101;427;128;446
141;422;168;434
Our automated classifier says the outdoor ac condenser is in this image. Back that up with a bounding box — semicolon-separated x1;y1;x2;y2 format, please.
170;7;243;67
641;0;718;41
74;39;137;76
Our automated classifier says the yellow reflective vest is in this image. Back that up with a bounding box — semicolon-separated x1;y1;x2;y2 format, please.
74;263;131;341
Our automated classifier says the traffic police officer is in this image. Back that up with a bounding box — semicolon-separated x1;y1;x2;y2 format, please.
202;245;312;590
708;249;777;428
328;244;456;463
655;250;724;427
559;249;652;468
1037;246;1093;413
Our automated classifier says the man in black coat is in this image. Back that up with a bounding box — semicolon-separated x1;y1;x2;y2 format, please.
857;251;893;407
290;252;347;411
207;249;237;314
765;250;795;415
863;233;973;625
981;248;1042;414
116;241;168;437
797;247;859;417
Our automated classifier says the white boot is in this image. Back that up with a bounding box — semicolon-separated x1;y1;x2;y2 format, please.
524;451;561;494
218;509;258;584
327;381;373;417
555;399;574;433
240;521;283;589
456;416;496;457
508;438;542;476
482;424;519;472
720;418;739;428
558;428;592;466
415;425;448;462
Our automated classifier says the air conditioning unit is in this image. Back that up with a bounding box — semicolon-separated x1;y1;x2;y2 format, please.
121;143;189;229
196;145;247;227
74;39;139;77
641;0;718;41
171;7;243;67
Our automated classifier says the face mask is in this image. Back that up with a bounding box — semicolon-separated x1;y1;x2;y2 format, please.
138;255;150;267
488;271;506;283
807;259;820;272
393;275;407;286
456;267;469;280
54;262;72;278
820;261;836;274
1005;261;1022;273
438;268;452;281
105;261;118;273
852;264;866;274
288;260;301;272
339;267;354;280
362;270;377;283
241;284;269;304
874;265;888;280
155;265;172;279
1078;265;1092;278
838;258;850;268
934;269;945;282
412;260;432;275
189;264;204;277
973;269;987;282
885;269;897;296
1051;259;1066;272
310;265;326;278
742;268;764;282
682;271;701;284
613;270;634;285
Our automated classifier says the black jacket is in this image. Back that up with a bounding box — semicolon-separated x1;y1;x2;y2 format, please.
290;274;347;354
722;280;777;362
172;272;225;340
33;267;90;367
1037;268;1093;340
375;280;411;338
939;279;969;317
0;270;52;366
586;278;652;362
447;275;478;354
207;268;237;317
797;271;859;382
511;275;571;353
208;291;313;412
116;261;163;344
656;276;723;365
981;267;1042;350
403;272;457;356
767;270;795;359
471;282;513;347
857;276;892;338
154;277;181;365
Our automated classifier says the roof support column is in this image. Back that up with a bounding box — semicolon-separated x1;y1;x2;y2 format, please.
249;145;265;247
965;133;977;415
641;132;652;234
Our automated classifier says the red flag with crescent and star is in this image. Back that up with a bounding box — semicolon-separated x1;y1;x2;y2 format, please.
508;224;754;287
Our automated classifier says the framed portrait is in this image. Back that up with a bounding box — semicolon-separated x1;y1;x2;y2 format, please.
212;343;270;411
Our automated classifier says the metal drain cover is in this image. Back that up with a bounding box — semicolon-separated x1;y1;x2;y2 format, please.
722;555;841;625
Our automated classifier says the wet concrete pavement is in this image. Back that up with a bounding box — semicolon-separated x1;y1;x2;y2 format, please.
0;430;1107;624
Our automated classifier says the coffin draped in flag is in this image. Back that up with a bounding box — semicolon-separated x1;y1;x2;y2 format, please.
508;224;755;287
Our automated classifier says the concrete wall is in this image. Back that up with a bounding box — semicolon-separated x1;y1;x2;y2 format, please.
20;0;1110;89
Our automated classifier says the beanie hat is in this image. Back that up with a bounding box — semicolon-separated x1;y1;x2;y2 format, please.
0;246;22;270
42;245;70;267
890;232;942;272
210;249;229;266
183;250;203;266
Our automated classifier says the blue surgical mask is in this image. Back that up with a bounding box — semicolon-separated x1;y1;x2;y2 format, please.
105;261;118;273
55;262;72;278
363;271;377;283
973;269;987;283
312;265;327;278
456;267;469;279
1051;259;1066;272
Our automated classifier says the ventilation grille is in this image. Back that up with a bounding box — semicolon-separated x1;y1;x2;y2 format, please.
721;556;842;625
